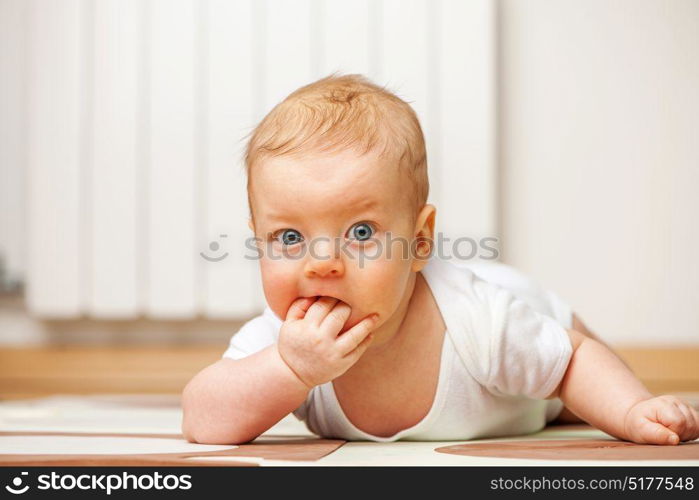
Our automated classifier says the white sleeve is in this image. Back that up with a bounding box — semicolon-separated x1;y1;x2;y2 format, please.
474;278;574;400
221;307;281;360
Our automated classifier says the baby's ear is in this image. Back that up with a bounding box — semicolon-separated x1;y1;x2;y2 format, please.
411;204;436;272
247;218;254;232
414;204;436;242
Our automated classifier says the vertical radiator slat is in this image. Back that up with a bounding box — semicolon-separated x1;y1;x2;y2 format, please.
439;0;497;247
26;0;84;317
264;0;313;113
90;0;140;317
203;0;262;317
0;0;27;287
319;0;371;77
147;0;197;318
379;0;438;209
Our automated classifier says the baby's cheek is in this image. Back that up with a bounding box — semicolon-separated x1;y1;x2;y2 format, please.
259;259;299;320
355;256;411;312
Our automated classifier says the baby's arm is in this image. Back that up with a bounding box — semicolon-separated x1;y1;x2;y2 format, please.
181;345;310;444
545;330;699;445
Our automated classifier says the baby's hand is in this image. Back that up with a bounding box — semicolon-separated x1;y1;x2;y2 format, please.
277;296;378;389
623;395;699;445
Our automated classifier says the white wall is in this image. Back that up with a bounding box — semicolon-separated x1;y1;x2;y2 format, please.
499;0;699;345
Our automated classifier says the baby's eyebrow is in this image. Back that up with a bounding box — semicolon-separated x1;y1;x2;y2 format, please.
356;198;379;210
262;198;380;224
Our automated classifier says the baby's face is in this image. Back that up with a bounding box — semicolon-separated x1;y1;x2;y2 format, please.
249;148;424;333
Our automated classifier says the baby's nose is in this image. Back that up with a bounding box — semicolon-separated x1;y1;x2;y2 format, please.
304;239;344;278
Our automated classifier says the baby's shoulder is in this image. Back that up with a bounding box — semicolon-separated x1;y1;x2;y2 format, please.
424;257;548;306
422;257;502;301
246;306;283;335
222;306;282;359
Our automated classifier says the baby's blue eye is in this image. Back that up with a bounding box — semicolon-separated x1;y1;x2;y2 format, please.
278;229;303;246
348;222;374;241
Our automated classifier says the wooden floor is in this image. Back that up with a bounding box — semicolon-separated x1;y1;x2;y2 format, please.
1;346;698;400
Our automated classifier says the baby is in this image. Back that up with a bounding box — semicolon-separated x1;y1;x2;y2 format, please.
182;74;698;445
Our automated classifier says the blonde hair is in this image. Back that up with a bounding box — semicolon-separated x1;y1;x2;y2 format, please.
244;73;428;220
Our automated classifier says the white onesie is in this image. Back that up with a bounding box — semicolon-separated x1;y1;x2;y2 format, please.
222;256;574;442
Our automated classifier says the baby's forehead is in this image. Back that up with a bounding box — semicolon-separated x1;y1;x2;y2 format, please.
250;150;413;220
252;148;405;192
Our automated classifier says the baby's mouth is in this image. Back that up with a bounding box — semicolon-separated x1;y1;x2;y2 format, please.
303;295;344;303
301;295;353;315
299;296;375;333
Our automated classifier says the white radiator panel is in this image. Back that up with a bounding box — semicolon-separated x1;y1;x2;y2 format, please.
10;0;496;319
